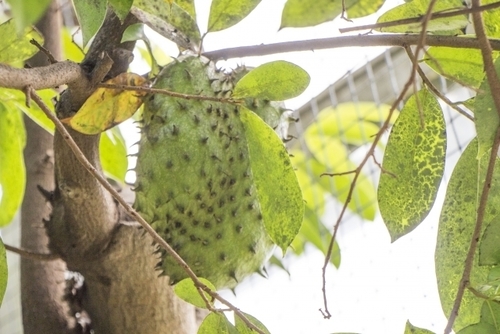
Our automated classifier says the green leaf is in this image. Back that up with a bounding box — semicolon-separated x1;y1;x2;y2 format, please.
0;102;26;227
235;312;271;334
99;128;128;183
0;88;56;133
198;312;239;334
378;88;446;241
0;238;6;306
436;138;500;331
484;0;500;38
73;0;107;47
376;0;468;35
62;28;85;62
173;277;215;309
347;0;385;19
240;107;304;253
457;301;500;334
133;0;200;47
474;57;500;158
0;19;44;64
479;214;500;265
425;47;499;90
458;323;498;334
67;73;147;134
6;0;52;34
232;61;310;101
109;0;134;21
208;0;261;32
404;320;434;334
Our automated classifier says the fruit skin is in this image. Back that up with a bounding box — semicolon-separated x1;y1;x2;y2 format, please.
134;55;279;289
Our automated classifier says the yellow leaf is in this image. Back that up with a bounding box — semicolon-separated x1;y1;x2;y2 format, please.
68;73;147;134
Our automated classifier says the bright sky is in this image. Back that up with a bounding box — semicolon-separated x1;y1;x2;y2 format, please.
122;1;467;334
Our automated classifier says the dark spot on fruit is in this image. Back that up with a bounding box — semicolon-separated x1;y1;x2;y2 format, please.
211;122;218;131
166;237;172;243
248;203;255;210
173;243;181;251
206;105;213;113
204;222;211;229
174;221;182;228
249;244;257;254
220;177;227;187
257;213;263;220
230;271;238;282
219;199;225;207
229;156;234;163
229;178;236;186
211;191;218;198
233;107;239;114
166;161;173;169
239;152;244;160
189;235;197;241
236;225;243;233
202;240;209;246
148;95;155;102
216;233;222;239
192;220;200;226
207;206;214;213
180;228;186;235
187;210;193;217
232;209;237;217
216;107;222;117
207;180;213;189
164;228;170;234
229;195;235;201
200;203;206;209
194;115;200;124
245;188;252;196
166;213;172;221
243;170;250;178
228;124;233;131
220;253;227;261
201;137;209;144
172;125;179;136
223;113;229;119
176;101;186;110
211;154;221;161
224;142;230;149
176;205;185;214
195;193;202;200
183;153;190;161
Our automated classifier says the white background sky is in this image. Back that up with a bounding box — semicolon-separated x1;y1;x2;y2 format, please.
124;1;470;333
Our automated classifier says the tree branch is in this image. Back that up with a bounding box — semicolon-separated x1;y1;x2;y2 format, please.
203;34;500;60
5;243;60;261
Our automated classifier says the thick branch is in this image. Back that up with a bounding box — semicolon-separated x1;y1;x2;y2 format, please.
204;34;500;60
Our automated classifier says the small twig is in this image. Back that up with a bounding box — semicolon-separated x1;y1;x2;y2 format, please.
444;0;500;332
406;47;475;121
340;0;353;22
97;83;240;104
320;170;356;177
4;243;60;261
339;1;500;33
371;154;397;178
29;39;58;64
25;86;265;334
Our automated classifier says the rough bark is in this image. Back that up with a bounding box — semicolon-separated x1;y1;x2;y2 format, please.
20;2;74;334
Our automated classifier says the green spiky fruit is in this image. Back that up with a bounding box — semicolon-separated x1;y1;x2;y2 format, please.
134;56;291;289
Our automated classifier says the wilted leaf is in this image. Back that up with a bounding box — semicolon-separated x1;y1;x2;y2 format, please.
0;102;26;227
233;61;310;101
436;138;500;331
240;107;304;253
0;238;6;306
378;89;446;241
208;0;262;32
173;278;215;309
67;73;147;134
99;128;128;183
73;0;107;47
235;312;271;334
377;0;468;35
6;0;51;35
198;313;239;334
474;57;500;158
0;19;44;64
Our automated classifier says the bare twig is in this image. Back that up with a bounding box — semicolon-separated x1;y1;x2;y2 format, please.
444;0;500;332
406;47;474;121
29;39;58;64
203;35;500;61
4;243;60;261
26;87;265;334
319;0;439;318
339;1;500;33
97;83;240;104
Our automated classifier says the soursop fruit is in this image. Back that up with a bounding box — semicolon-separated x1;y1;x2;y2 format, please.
134;55;296;289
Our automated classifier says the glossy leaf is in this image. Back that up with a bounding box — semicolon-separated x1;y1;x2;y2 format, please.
404;320;434;334
0;88;56;133
474;57;500;158
99;128;128;183
378;89;446;241
198;312;239;334
0;238;6;306
0;102;26;227
425;47;499;90
208;0;261;32
0;19;44;64
436;138;500;331
109;0;134;21
235;312;271;334
67;73;147;134
6;0;51;34
376;0;468;35
240;107;304;253
173;278;215;309
73;0;107;47
233;61;310;101
133;0;200;48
